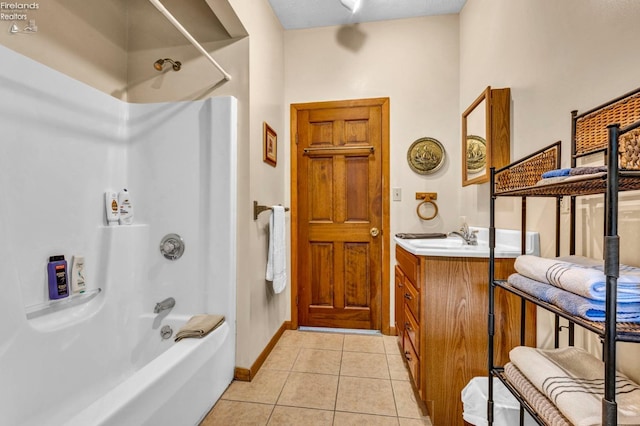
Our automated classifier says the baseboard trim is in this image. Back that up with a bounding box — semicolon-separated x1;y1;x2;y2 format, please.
234;320;293;382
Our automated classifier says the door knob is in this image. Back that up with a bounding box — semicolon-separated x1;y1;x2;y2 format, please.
370;227;380;237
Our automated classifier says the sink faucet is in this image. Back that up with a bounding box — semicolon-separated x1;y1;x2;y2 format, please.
154;297;175;313
448;223;478;245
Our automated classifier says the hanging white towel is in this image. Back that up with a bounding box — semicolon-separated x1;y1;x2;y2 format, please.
266;206;287;294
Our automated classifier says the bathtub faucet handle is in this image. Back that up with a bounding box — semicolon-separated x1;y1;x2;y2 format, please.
154;297;175;313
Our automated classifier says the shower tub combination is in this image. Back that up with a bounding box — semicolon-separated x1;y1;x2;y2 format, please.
0;45;237;426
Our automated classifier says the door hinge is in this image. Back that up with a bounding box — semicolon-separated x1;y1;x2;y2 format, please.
295;133;299;145
296;296;299;306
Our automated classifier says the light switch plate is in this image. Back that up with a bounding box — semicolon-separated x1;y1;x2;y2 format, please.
392;187;402;201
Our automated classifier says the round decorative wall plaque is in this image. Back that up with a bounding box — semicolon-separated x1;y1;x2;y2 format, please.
407;137;445;175
466;135;487;173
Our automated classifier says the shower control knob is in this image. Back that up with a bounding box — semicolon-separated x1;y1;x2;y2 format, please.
162;240;176;253
160;233;185;260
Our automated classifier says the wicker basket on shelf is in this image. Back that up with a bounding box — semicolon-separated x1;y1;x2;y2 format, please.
620;129;640;170
575;91;640;166
495;145;559;193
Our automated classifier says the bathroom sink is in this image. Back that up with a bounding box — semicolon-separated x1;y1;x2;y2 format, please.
407;238;464;249
394;227;540;258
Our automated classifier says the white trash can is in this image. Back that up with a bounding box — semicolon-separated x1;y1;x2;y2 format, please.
461;377;536;426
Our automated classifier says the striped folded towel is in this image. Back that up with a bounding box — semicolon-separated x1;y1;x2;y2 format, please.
175;314;225;342
503;362;571;426
515;255;640;302
508;273;640;322
510;346;640;426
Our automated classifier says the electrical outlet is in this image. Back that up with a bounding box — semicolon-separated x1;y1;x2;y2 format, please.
392;187;402;201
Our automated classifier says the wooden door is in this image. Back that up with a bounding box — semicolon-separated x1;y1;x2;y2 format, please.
292;98;389;330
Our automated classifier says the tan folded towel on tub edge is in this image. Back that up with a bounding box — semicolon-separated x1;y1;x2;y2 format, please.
174;314;225;342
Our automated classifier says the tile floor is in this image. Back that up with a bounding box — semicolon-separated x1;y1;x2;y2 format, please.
201;330;433;426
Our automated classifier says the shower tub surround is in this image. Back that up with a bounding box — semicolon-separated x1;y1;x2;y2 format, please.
0;45;237;425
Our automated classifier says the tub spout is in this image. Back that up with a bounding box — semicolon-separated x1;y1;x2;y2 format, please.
154;297;175;313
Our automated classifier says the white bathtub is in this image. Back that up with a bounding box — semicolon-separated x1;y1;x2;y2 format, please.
67;314;233;426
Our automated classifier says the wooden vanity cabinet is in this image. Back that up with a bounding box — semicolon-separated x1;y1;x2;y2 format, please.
395;245;536;426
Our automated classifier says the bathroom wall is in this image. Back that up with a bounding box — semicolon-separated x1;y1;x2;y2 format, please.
0;0;128;96
459;0;640;233
459;0;640;381
283;15;460;329
226;0;287;370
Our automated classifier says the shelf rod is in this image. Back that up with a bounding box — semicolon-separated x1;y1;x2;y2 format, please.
148;0;232;82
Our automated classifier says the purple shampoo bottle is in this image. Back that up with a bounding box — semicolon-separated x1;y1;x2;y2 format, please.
47;255;69;299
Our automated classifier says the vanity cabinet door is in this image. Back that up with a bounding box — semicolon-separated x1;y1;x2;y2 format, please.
394;265;405;339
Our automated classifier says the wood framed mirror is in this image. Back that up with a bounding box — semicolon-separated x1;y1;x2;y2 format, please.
462;86;510;186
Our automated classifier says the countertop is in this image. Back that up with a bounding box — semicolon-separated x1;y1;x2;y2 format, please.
394;227;540;258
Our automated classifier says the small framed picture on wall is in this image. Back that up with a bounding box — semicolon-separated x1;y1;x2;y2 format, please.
263;122;277;167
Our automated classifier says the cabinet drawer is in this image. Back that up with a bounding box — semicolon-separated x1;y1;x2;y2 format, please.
403;333;420;387
403;278;419;320
396;246;420;289
404;306;420;356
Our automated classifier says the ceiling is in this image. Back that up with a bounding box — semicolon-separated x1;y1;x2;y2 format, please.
268;0;468;30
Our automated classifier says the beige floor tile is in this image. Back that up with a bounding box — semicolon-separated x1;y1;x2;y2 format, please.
398;417;433;426
333;411;400;425
340;351;390;379
292;348;342;375
343;334;385;353
383;335;402;354
204;332;434;426
276;330;307;348
392;380;424;419
262;345;300;371
221;370;289;404
267;406;334;426
302;332;345;350
277;371;339;410
200;400;273;426
387;354;410;381
336;376;397;416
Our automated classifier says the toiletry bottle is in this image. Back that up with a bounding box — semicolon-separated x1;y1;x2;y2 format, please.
105;191;119;225
118;188;134;225
47;255;69;300
70;255;86;294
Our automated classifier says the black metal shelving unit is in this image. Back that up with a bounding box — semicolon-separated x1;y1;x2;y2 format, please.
487;88;640;426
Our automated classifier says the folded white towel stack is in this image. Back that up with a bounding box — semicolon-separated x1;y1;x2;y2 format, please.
266;205;287;294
